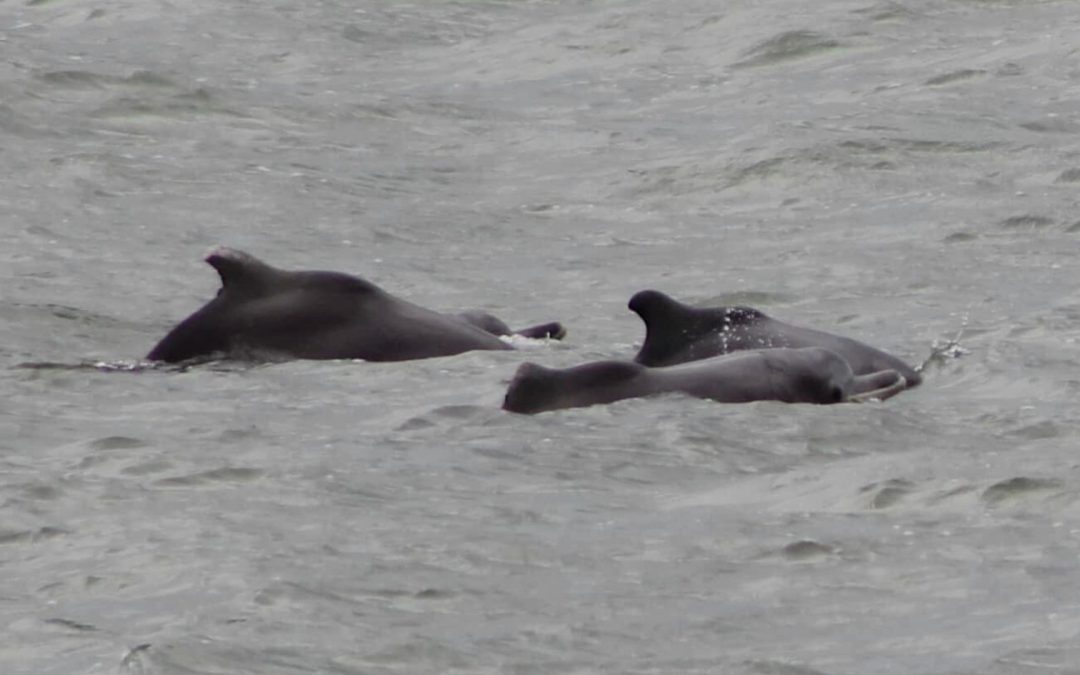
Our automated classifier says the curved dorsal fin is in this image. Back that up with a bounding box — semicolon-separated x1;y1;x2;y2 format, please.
630;289;771;366
628;289;686;325
205;247;280;293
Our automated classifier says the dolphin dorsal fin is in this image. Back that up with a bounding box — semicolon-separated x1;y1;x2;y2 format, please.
628;289;686;326
204;247;280;293
629;290;698;365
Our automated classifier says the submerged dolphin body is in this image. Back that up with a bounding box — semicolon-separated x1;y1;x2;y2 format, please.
503;347;907;414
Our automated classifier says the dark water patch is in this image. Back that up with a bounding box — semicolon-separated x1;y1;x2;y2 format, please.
36;70;107;89
88;435;146;451
981;477;1062;507
1067;221;1080;233
725;157;788;188
925;69;986;86
36;69;177;90
414;587;455;600
1020;118;1079;133
120;458;173;476
734;30;842;68
943;231;977;243
521;203;557;213
861;478;914;509
352;170;428;196
889;138;1003;153
852;2;923;22
91;88;249;122
838;139;889;154
0;103;49;136
742;660;833;675
217;426;263;442
351;102;401;120
365;637;471;668
1055;168;1080;183
0;526;69;544
19;482;62;500
996;61;1024;76
118;644;152;672
999;214;1054;229
117;640;319;675
926;484;979;506
123;70;175;88
255;580;359;608
780;540;835;561
342;25;380;43
155;466;263;487
1007;420;1059;441
43;617;97;632
993;647;1080;674
369;225;429;244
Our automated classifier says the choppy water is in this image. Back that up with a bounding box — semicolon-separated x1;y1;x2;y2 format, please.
4;0;1080;673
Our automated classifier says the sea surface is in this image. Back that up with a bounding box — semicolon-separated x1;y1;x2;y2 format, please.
4;0;1080;673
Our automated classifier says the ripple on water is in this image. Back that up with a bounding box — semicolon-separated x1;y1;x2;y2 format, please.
860;478;916;509
924;69;987;86
734;30;842;68
1055;168;1080;183
779;539;836;562
740;660;834;675
0;526;70;545
396;404;496;432
154;467;264;488
981;476;1065;508
999;214;1055;230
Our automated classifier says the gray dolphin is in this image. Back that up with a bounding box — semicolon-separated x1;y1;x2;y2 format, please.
628;290;921;387
147;248;565;363
503;347;907;414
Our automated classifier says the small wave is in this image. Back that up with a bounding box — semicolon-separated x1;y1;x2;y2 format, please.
13;359;157;373
1055;168;1080;183
999;214;1055;229
919;316;971;374
155;467;264;488
498;333;564;350
982;476;1063;507
860;478;915;509
11;355;254;373
779;539;836;561
924;69;986;86
734;30;842;68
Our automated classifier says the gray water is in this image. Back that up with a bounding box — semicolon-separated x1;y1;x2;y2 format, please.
4;0;1080;673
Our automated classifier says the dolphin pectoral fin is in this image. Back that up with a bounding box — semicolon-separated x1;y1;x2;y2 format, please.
848;370;908;403
512;322;567;341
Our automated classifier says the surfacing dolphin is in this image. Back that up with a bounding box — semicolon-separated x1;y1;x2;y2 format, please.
628;290;921;387
502;347;907;414
146;248;565;363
